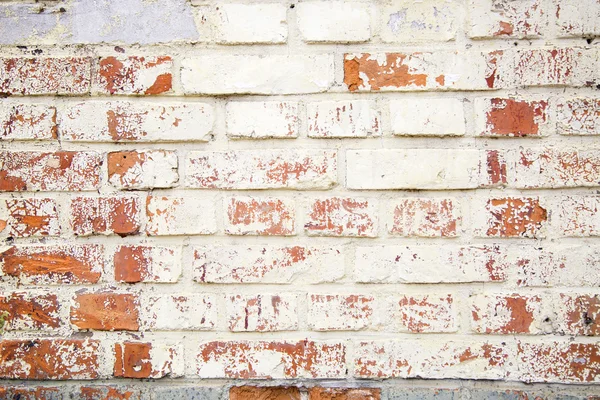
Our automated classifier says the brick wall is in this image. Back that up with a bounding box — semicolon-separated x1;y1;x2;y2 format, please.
0;0;599;399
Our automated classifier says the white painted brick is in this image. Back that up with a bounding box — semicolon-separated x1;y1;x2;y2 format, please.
355;245;508;283
389;98;465;136
61;101;214;142
204;3;288;44
346;149;489;189
307;100;381;138
0;103;56;140
381;0;460;42
193;245;345;284
468;0;545;39
226;101;299;139
141;294;216;330
297;2;371;43
181;55;334;95
108;150;178;190
554;0;600;37
227;294;298;332
145;195;217;236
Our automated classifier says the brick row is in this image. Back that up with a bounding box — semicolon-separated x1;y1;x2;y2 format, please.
2;289;596;336
4;195;599;237
6;97;600;141
1;338;598;383
3;149;600;191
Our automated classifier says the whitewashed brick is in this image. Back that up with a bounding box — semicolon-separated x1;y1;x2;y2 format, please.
181;55;334;94
381;0;459;42
297;2;371;43
554;0;600;37
193;245;345;284
346;149;489;189
61;101;214;142
0;104;56;140
226;101;299;139
227;294;298;332
141;294;216;330
355;245;508;283
211;3;287;44
307;100;381;138
145;195;217;236
390;98;465;136
468;0;545;39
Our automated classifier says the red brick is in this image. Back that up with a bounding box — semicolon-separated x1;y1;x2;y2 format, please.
343;52;495;91
70;196;141;237
193;245;344;284
514;149;600;188
79;386;140;400
226;197;295;236
0;292;60;331
354;340;508;379
96;56;173;95
0;57;91;95
390;198;460;237
517;342;600;383
0;339;100;379
114;245;181;283
228;294;298;332
185;150;337;190
479;98;548;137
486;150;508;186
309;387;381;400
197;340;346;379
0;151;101;192
1;198;60;238
558;294;600;336
107;150;178;189
230;386;301;400
0;244;103;285
71;293;139;331
556;98;600;135
476;197;547;238
397;295;455;333
308;295;374;331
0;104;57;140
470;294;545;334
145;195;216;236
114;342;182;379
305;197;377;237
0;386;61;400
555;196;600;237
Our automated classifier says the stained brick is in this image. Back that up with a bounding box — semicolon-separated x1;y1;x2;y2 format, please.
226;197;296;236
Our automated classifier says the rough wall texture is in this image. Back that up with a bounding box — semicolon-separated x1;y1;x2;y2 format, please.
1;0;600;399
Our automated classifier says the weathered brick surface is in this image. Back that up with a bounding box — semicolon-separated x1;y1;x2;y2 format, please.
389;198;460;237
0;57;91;95
71;196;141;237
305;197;378;237
0;103;57;140
71;292;140;331
0;197;60;238
2;0;600;394
96;56;173;95
185;150;336;190
0;151;101;191
108;150;178;189
0;244;103;285
61;101;214;142
225;197;296;236
196;340;346;379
